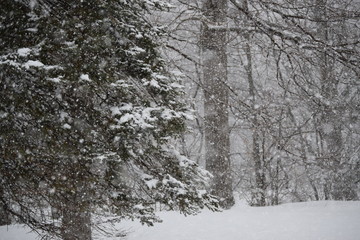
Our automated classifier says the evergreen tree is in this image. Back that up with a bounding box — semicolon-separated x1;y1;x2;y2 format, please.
0;0;218;239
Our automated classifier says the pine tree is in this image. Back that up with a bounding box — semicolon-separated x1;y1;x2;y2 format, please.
0;0;218;239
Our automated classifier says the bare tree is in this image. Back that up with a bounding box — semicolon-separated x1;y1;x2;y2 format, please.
200;0;235;208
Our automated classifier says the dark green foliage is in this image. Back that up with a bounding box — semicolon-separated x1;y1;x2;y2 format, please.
0;0;218;238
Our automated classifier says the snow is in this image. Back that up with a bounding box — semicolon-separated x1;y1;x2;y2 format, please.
29;0;37;9
17;48;31;57
25;28;38;32
80;74;91;82
59;111;69;121
47;76;62;83
23;60;44;69
1;201;360;240
161;109;179;120
23;60;60;70
122;201;360;240
162;174;185;188
170;82;184;89
119;113;134;124
111;107;159;129
0;111;8;118
142;107;159;122
110;106;122;116
119;104;133;111
64;41;77;49
145;178;159;189
170;70;185;78
62;123;71;129
129;46;146;54
0;225;39;240
150;79;160;88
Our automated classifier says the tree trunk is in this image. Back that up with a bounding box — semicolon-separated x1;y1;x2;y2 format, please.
245;37;266;206
0;188;11;226
288;108;320;201
240;0;266;206
60;175;92;240
61;196;92;240
314;0;354;200
201;0;235;209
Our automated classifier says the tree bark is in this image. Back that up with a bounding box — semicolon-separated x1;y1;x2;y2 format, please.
60;176;92;240
314;0;355;200
201;0;235;209
0;187;11;226
61;196;92;240
242;0;266;206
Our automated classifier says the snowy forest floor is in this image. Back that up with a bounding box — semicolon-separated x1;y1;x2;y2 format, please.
1;200;360;240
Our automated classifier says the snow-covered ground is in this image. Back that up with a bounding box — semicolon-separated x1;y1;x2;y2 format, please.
1;201;360;240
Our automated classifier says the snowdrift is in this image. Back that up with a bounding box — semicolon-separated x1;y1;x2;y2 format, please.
1;201;359;240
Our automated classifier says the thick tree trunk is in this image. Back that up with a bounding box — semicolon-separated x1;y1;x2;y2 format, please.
0;205;11;226
61;197;92;240
201;0;235;209
314;0;355;200
0;188;11;226
60;176;92;240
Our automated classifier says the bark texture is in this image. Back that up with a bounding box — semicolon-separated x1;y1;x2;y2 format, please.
201;0;235;209
242;0;266;206
61;197;92;240
315;0;357;200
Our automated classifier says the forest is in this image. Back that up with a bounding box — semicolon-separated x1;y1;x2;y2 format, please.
0;0;359;239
